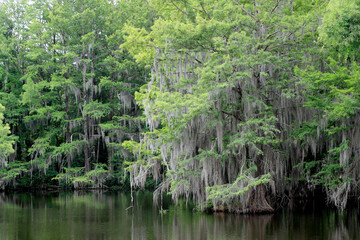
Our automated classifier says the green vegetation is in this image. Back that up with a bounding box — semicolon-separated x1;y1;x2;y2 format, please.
0;0;359;213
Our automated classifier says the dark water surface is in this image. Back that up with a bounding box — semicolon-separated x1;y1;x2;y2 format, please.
0;191;359;240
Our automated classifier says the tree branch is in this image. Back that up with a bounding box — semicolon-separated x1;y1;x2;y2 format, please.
232;0;258;21
170;0;187;15
199;2;211;20
270;0;281;14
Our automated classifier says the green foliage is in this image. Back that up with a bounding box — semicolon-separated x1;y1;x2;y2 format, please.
0;161;29;181
295;160;350;189
297;61;360;121
230;114;280;155
0;104;15;161
293;0;360;209
52;167;92;187
319;0;360;58
0;0;152;189
83;101;110;119
52;163;111;188
290;120;318;145
206;166;271;203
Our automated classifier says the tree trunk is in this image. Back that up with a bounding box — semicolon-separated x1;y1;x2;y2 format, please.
82;1;90;173
65;87;71;168
240;184;274;214
82;42;90;173
241;154;274;214
108;73;115;171
84;114;90;173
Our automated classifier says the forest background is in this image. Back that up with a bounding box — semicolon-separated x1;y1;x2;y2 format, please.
0;0;360;213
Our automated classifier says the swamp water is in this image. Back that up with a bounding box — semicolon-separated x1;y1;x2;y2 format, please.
0;191;359;240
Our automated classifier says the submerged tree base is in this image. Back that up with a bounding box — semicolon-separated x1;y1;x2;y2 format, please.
209;185;275;215
235;205;275;215
236;185;274;214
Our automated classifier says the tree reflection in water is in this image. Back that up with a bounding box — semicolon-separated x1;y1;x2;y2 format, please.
0;192;359;240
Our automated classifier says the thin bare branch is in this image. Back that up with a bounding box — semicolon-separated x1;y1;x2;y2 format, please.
270;0;281;14
170;0;187;15
199;2;211;20
232;0;258;21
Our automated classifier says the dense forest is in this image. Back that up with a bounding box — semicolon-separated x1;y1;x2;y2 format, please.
0;0;360;214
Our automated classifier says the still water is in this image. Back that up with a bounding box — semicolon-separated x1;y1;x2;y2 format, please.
0;191;359;240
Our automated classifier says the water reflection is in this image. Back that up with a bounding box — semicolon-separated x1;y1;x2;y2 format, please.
0;191;359;240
